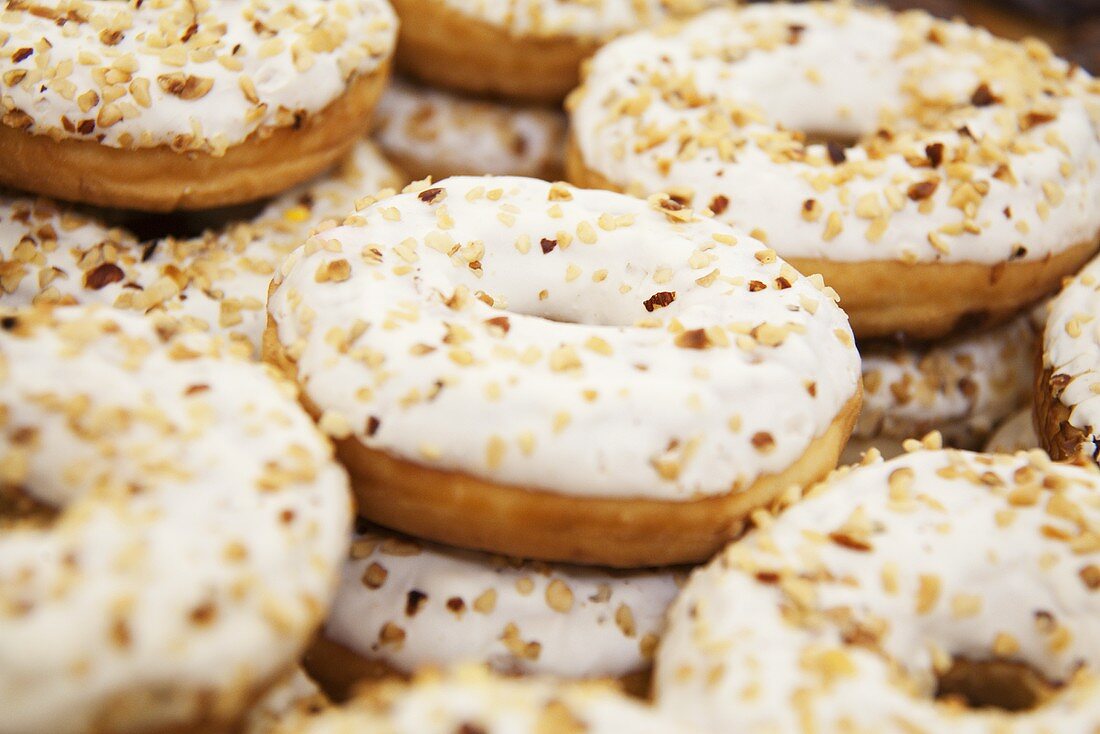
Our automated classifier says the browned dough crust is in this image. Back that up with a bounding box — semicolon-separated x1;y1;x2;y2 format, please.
0;64;390;212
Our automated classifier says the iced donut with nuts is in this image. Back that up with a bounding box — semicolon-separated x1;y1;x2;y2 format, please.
984;408;1040;453
0;305;352;734
1036;252;1100;461
858;312;1036;449
655;448;1100;731
307;525;682;696
0;0;397;211
568;2;1100;339
0;139;403;355
391;0;726;103
265;176;862;566
264;666;698;734
373;77;566;180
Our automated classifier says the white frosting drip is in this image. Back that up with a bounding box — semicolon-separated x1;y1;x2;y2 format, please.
859;313;1037;448
325;527;681;678
1043;252;1100;458
374;77;566;177
656;449;1100;732
571;3;1100;264
0;139;402;355
268;176;861;500
430;0;723;40
264;666;699;734
0;0;396;151
984;408;1040;454
0;306;351;734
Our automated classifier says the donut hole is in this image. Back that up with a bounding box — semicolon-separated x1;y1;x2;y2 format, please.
934;658;1058;712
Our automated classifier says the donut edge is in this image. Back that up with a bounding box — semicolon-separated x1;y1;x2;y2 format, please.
262;314;863;568
565;136;1100;341
0;61;391;211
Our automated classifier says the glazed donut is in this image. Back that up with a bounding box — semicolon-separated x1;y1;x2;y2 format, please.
264;665;698;734
567;2;1100;339
0;139;403;355
1037;252;1100;460
0;305;351;733
858;312;1037;449
984;407;1040;453
306;525;682;696
0;0;396;211
373;77;566;180
655;447;1100;731
390;0;726;103
264;176;862;566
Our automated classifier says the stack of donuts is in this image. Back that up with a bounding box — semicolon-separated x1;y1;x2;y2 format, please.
2;1;1100;734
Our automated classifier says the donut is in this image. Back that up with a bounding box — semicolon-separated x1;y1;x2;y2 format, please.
984;407;1040;453
263;665;698;733
0;139;403;355
858;312;1037;449
567;2;1100;339
0;305;352;733
390;0;726;103
654;447;1100;731
264;176;862;566
306;525;682;697
0;0;397;211
1037;252;1100;460
373;77;566;180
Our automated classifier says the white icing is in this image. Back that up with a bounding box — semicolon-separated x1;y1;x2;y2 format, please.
374;77;566;177
267;176;861;500
984;408;1040;453
325;527;681;678
571;3;1100;264
0;139;402;355
0;305;352;734
0;0;396;151
1043;252;1100;458
859;313;1036;448
656;448;1100;732
429;0;723;40
264;666;699;734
